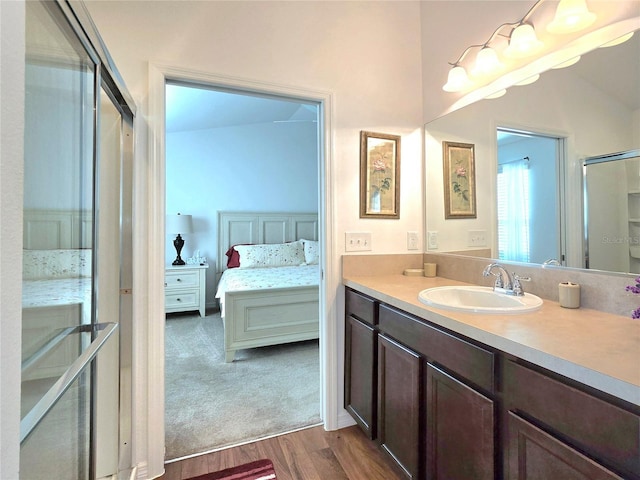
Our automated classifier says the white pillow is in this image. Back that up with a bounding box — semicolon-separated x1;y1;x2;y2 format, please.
234;241;305;268
301;239;319;265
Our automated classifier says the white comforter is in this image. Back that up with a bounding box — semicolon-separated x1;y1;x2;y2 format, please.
215;264;319;316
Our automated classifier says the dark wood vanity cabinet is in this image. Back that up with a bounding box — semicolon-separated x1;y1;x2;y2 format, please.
503;360;640;480
426;364;495;480
345;288;497;480
378;334;423;479
506;412;625;480
344;289;378;438
344;286;640;480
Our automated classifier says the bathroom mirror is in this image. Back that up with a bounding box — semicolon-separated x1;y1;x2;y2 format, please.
425;27;640;275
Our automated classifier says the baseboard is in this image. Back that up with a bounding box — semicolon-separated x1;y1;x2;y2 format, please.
337;409;356;429
123;466;137;480
133;462;148;480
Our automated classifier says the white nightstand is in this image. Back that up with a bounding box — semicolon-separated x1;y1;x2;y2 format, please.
164;264;208;317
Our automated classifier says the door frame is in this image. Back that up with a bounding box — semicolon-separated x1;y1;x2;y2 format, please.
493;121;574;266
146;63;337;476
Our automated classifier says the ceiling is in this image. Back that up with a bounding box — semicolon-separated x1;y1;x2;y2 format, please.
165;30;638;134
165;83;318;133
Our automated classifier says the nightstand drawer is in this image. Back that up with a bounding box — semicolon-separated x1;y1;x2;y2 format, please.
165;290;200;310
165;271;200;289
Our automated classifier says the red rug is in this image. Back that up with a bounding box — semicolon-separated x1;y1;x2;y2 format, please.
186;459;277;480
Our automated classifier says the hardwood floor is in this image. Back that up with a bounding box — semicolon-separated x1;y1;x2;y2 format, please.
159;425;406;480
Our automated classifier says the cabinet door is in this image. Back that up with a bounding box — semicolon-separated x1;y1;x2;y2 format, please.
345;315;377;438
378;334;422;479
426;364;494;480
507;412;624;480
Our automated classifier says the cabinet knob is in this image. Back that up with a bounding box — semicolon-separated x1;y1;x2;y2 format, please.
176;298;181;302
177;278;182;282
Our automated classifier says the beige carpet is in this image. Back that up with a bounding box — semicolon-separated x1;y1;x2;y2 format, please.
164;311;321;460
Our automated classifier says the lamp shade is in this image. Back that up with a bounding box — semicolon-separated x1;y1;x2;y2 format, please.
443;66;471;92
547;0;596;34
472;47;503;77
504;24;544;58
166;213;193;235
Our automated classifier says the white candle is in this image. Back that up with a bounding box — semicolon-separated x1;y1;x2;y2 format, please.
423;263;437;277
559;282;580;308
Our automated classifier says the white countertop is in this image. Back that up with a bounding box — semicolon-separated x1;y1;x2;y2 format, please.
343;274;640;407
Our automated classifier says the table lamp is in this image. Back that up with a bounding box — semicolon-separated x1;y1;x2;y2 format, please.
166;213;193;266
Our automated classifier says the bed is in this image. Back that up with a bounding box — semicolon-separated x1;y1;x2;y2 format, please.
22;249;93;380
215;212;320;362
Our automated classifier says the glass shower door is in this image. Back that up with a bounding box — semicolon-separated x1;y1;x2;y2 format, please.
21;1;133;478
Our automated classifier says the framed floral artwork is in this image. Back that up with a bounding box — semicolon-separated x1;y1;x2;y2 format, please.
443;141;476;219
360;131;401;219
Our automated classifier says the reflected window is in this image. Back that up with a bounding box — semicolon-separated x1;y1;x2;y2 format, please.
497;161;530;262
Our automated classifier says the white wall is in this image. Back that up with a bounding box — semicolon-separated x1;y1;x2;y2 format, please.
166;120;319;303
84;1;424;477
85;1;425;254
0;2;25;478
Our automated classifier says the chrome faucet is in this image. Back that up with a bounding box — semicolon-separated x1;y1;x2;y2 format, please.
542;258;561;266
482;263;530;296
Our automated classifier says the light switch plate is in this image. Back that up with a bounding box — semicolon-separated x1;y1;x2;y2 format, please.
468;230;487;247
407;231;419;250
345;232;372;252
427;231;438;250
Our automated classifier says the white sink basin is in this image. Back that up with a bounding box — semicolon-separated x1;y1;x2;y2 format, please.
418;286;543;314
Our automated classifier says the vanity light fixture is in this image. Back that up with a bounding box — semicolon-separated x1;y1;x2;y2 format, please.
484;89;507;100
551;56;581;69
504;23;544;58
472;46;503;77
443;65;472;92
514;74;540;86
547;0;597;34
599;31;634;48
442;0;599;93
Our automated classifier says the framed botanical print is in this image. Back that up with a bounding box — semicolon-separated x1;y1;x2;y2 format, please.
360;131;401;219
443;141;476;219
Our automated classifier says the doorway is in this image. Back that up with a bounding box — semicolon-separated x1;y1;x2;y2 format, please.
496;128;563;264
164;82;323;460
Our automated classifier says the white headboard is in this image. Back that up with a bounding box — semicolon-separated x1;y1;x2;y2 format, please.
23;209;92;249
217;211;318;272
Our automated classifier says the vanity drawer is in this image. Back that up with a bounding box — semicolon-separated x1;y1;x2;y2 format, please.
165;270;200;289
379;304;495;393
346;288;377;326
504;360;640;478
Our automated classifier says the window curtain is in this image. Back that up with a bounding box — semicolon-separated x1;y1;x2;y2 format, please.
497;160;530;262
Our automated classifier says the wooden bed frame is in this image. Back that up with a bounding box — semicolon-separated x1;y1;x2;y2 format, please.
217;212;319;362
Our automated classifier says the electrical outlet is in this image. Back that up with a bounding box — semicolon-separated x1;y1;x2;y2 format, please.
428;231;438;250
345;232;372;252
407;231;419;250
468;230;487;247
